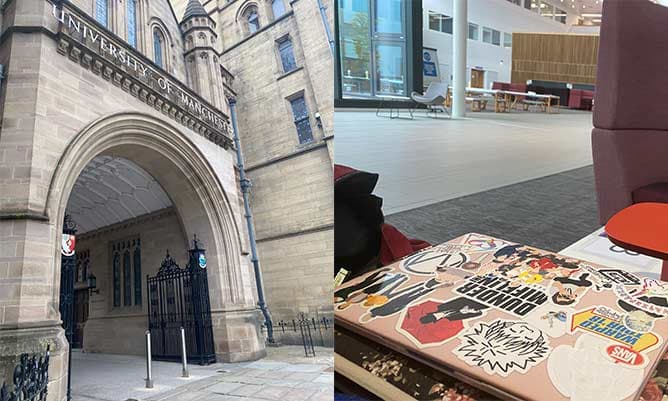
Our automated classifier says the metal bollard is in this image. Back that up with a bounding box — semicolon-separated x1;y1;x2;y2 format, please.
180;327;189;378
145;330;154;388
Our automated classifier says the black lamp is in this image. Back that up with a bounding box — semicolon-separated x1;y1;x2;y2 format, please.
87;272;99;294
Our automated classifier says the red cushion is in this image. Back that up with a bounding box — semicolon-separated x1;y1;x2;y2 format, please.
632;183;668;204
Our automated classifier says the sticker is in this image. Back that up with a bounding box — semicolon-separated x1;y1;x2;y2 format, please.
524;304;574;338
605;344;645;367
454;319;550;377
359;272;454;323
336;271;408;311
454;274;548;317
463;233;507;251
548;271;593;307
615;279;668;318
396;297;489;348
598;269;641;286
623;310;654;333
334;267;393;303
579;264;615;291
570;307;660;352
333;268;349;288
548;334;644;401
198;253;207;269
61;234;76;257
400;244;471;276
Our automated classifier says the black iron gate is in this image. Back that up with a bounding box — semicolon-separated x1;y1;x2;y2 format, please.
59;215;77;401
147;237;216;365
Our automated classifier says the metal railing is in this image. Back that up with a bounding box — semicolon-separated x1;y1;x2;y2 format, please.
1;346;50;401
261;314;334;355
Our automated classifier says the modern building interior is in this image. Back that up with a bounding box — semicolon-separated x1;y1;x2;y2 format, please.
335;0;668;399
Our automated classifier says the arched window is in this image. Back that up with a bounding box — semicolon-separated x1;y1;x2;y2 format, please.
153;29;164;68
123;250;131;306
246;7;260;34
127;0;137;48
95;0;108;27
271;0;285;19
133;243;142;306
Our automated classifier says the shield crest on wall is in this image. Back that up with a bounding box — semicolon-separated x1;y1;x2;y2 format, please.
62;234;76;257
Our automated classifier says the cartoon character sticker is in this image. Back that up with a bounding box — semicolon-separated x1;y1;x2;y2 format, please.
359;271;455;323
396;297;489;348
548;271;593;307
525;304;574;338
454;319;550;377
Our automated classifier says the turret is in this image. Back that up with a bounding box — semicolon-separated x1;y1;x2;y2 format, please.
180;0;226;111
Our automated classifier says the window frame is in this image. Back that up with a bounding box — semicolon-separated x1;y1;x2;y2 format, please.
271;0;286;20
95;0;108;27
246;7;261;34
467;22;478;41
277;37;298;74
503;32;512;48
288;94;314;145
153;28;165;68
127;0;138;48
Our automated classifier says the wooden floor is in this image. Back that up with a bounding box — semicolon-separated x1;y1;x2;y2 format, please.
335;108;594;214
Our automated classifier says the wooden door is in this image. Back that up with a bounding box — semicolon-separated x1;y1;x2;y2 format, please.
470;69;485;88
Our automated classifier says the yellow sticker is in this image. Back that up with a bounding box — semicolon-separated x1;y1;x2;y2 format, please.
334;268;349;287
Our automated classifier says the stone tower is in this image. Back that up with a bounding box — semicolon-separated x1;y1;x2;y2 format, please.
180;0;227;111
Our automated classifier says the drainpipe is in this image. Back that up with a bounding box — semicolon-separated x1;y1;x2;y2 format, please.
228;98;276;345
316;0;335;56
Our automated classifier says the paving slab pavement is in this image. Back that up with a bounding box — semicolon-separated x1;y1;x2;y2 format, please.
70;346;333;401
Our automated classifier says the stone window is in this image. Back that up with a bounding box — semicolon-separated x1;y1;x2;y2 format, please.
289;96;313;144
277;37;297;73
111;237;142;309
76;249;90;284
95;0;108;27
272;0;286;19
127;0;137;48
245;7;260;34
153;29;165;68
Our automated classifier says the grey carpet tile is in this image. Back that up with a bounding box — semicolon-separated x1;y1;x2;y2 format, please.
386;166;599;252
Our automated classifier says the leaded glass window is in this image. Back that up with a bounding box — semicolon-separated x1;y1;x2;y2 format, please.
112;250;120;307
123;250;131;306
133;244;142;306
278;38;297;73
290;96;313;144
247;8;260;34
95;0;108;27
127;0;137;48
112;237;141;308
153;29;164;68
272;0;286;19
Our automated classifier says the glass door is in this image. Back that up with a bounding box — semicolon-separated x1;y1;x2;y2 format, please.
338;0;407;99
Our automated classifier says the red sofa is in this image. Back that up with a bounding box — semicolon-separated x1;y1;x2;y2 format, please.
491;81;510;90
568;89;594;110
592;0;668;223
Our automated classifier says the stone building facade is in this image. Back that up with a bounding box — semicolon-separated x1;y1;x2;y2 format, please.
0;0;333;399
171;0;335;328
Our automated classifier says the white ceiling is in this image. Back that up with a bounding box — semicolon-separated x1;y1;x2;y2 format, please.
66;156;173;234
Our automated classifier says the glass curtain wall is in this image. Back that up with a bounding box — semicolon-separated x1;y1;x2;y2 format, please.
338;0;408;99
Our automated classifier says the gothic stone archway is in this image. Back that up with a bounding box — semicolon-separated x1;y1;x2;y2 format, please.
41;112;266;400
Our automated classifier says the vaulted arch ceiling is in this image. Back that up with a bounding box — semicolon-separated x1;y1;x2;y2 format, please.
65;156;173;234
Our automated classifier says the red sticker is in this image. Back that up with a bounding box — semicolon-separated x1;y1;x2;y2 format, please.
606;344;644;366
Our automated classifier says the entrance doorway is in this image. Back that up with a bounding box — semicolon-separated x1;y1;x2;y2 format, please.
470;68;485;88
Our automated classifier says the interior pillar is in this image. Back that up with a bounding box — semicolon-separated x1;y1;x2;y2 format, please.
452;0;468;118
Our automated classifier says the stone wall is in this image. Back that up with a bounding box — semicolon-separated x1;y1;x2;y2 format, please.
76;208;188;355
66;0;188;82
214;0;335;327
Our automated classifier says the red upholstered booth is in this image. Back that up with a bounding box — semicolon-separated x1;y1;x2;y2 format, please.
491;81;510;90
592;0;668;223
568;89;594;110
